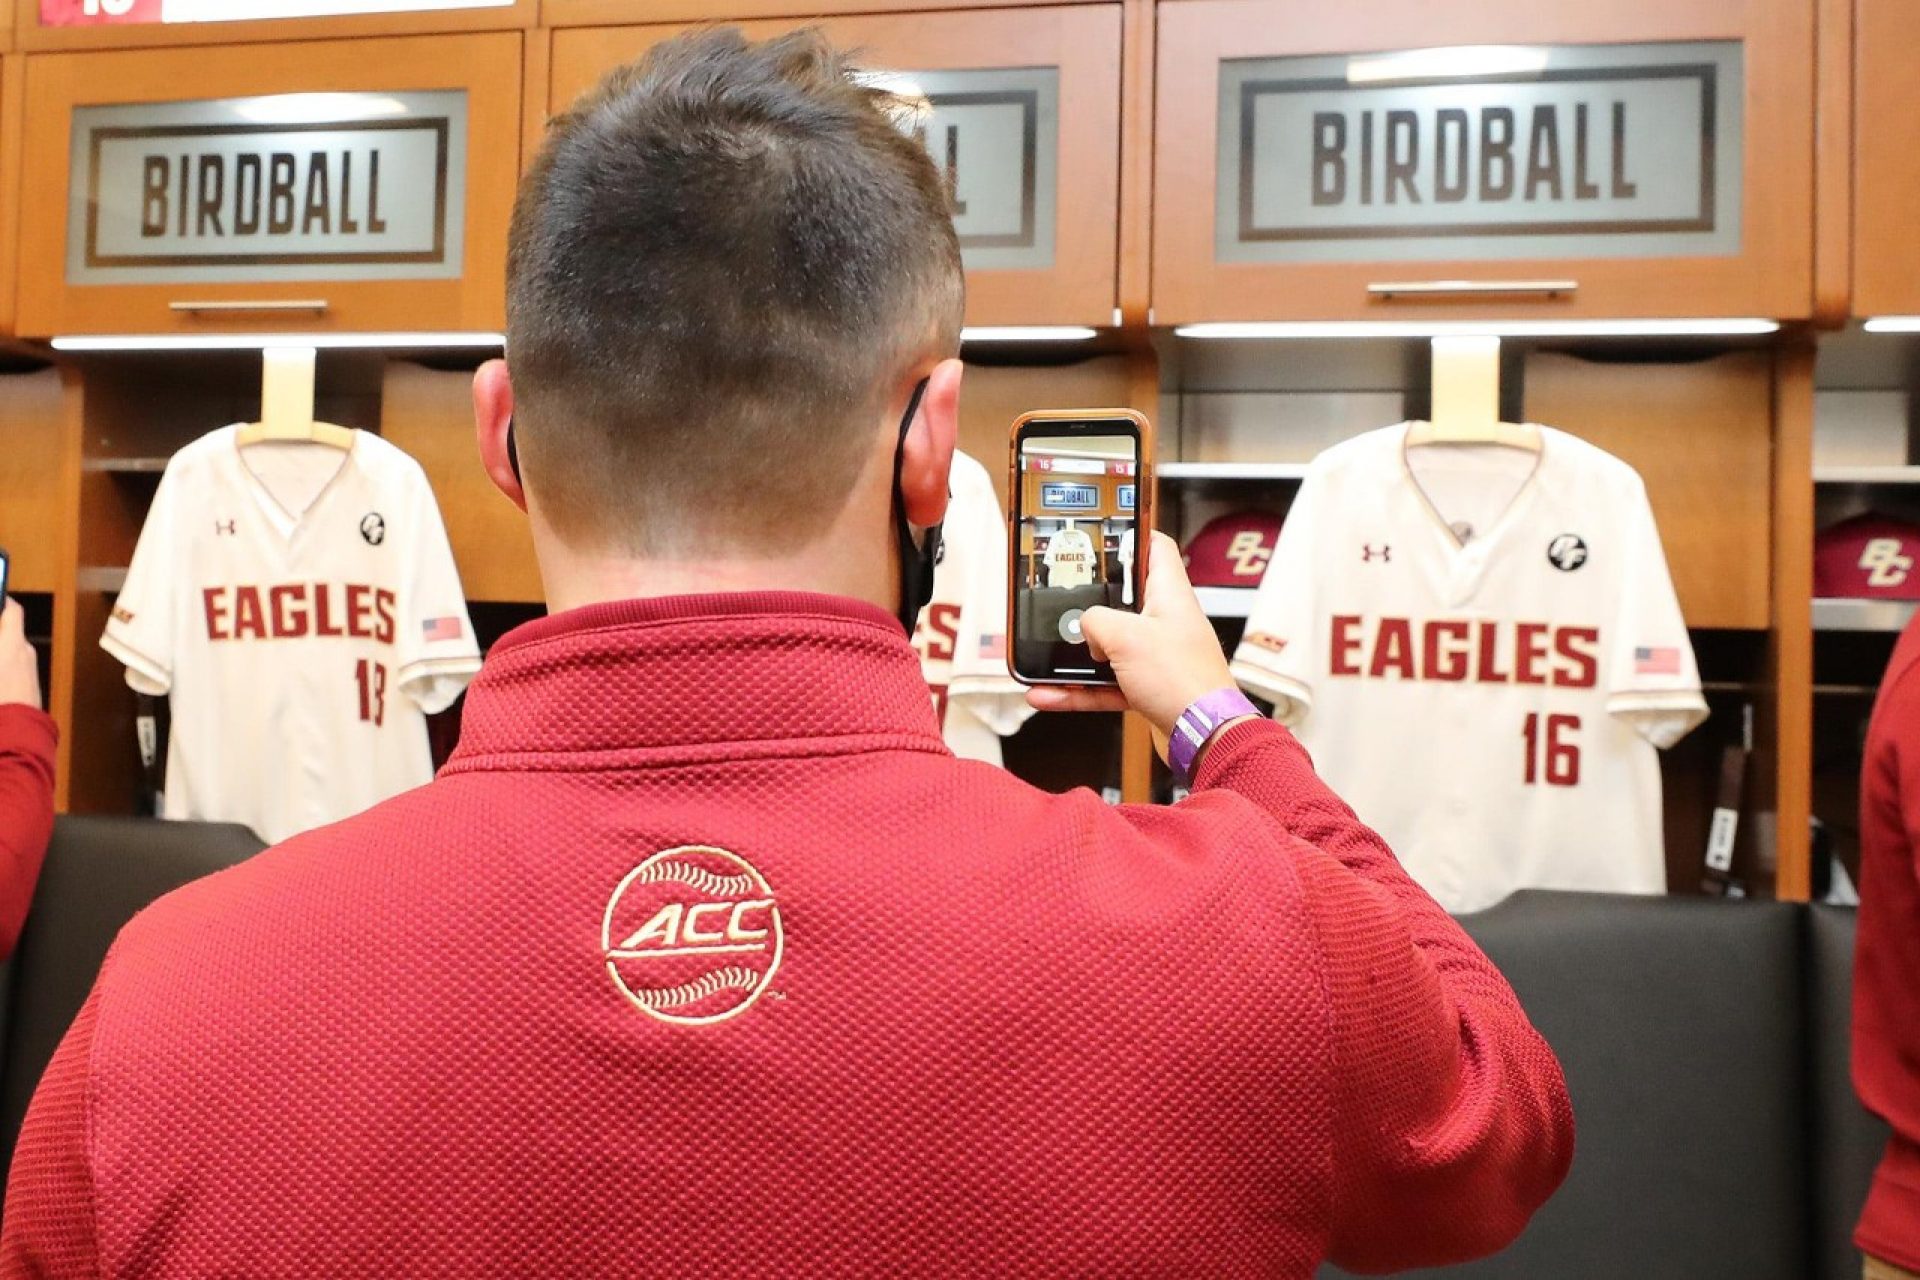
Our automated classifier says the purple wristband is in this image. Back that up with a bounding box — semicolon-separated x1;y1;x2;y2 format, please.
1168;688;1259;788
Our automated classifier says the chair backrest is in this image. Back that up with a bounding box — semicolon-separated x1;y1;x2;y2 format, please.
0;816;265;1184
1326;891;1810;1280
1806;903;1889;1280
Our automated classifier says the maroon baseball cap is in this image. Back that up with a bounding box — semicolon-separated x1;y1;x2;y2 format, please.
1815;512;1920;600
1183;510;1285;588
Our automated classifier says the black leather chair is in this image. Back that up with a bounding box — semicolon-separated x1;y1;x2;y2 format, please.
1808;904;1891;1280
0;816;264;1183
1325;893;1883;1280
1425;893;1806;1279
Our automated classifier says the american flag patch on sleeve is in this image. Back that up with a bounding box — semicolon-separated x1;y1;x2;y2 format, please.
1634;646;1681;675
421;616;465;643
978;632;1006;661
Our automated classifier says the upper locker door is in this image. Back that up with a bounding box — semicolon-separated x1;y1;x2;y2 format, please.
1853;0;1920;319
547;7;1123;329
16;32;522;336
1152;0;1814;324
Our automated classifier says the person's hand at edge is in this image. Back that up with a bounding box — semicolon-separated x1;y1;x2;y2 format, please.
1025;532;1249;762
0;600;43;711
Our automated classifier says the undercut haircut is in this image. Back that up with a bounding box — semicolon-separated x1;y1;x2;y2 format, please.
506;26;966;555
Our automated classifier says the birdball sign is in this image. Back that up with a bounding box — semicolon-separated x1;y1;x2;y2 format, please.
66;91;468;285
1216;41;1744;264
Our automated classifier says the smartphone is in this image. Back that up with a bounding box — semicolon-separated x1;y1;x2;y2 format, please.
1007;409;1152;686
0;547;10;605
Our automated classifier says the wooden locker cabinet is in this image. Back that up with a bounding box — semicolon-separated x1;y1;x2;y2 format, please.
547;7;1123;329
1851;0;1920;317
0;55;22;337
14;0;534;53
17;32;522;337
1153;0;1815;324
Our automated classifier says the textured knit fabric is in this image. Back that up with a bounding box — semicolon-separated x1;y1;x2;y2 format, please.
0;592;1572;1278
1856;612;1920;1273
0;704;55;962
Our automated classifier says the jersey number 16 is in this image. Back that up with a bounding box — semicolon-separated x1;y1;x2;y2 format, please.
1521;713;1581;787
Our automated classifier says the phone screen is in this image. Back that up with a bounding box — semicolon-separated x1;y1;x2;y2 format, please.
1009;414;1147;685
0;548;11;605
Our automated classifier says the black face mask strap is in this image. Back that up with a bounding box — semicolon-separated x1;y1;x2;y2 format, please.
892;377;942;637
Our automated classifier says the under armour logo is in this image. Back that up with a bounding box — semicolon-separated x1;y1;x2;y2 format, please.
214;519;236;536
1362;544;1391;563
1226;531;1273;577
1860;537;1914;587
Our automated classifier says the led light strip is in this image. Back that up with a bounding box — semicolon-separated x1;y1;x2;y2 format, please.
1173;319;1780;340
960;326;1099;342
50;332;506;352
1862;317;1920;333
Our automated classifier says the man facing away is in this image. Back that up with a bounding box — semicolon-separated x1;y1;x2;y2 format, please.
1;29;1571;1277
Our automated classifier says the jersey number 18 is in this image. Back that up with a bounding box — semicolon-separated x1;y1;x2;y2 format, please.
355;659;388;727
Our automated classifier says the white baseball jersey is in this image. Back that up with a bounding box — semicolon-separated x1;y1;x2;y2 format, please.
914;451;1033;764
102;426;481;844
1230;424;1706;913
1118;526;1137;606
1043;525;1098;588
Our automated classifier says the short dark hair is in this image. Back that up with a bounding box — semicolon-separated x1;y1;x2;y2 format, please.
506;26;965;554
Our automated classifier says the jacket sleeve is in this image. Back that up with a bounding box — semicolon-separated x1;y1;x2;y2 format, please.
0;979;105;1278
1193;718;1574;1273
0;705;56;961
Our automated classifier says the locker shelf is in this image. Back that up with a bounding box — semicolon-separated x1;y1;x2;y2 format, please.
1811;598;1918;632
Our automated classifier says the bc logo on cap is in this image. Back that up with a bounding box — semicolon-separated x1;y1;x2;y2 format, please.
602;845;783;1026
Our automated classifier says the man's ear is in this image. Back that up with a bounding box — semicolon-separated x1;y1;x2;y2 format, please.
473;359;526;513
901;356;963;528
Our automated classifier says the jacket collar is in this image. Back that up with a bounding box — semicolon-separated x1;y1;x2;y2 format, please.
444;591;948;770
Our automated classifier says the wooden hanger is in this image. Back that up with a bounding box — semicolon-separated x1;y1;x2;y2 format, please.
1404;336;1542;453
235;346;355;451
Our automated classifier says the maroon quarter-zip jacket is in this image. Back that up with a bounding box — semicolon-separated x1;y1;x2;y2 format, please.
1;592;1571;1277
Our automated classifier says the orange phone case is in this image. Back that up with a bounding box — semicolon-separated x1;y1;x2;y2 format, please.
1005;408;1154;686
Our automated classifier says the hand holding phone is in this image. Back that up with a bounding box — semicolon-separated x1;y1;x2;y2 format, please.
1023;530;1238;740
1008;410;1152;686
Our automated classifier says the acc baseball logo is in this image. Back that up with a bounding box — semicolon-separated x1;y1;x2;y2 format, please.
359;513;387;546
602;845;783;1026
1547;534;1589;572
1860;538;1914;587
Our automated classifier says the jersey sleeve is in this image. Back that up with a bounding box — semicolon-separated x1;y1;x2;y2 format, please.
944;473;1033;740
1229;476;1320;726
1605;478;1708;748
391;469;481;715
101;460;182;696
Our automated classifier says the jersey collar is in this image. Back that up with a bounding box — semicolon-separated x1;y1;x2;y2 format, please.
444;591;948;769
